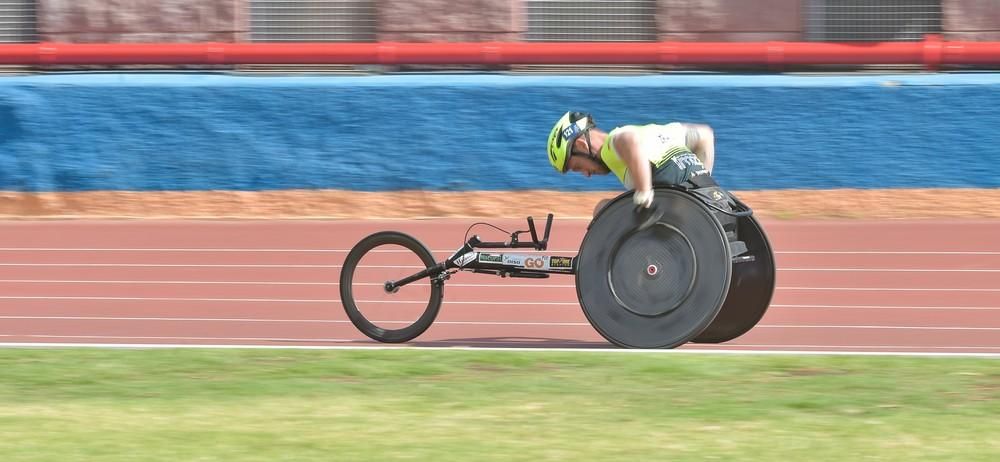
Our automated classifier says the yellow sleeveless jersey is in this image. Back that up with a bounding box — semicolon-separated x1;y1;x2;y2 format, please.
599;123;694;189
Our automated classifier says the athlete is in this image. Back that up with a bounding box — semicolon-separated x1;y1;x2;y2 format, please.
546;111;718;213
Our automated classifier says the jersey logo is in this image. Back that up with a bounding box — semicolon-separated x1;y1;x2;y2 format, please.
653;148;695;169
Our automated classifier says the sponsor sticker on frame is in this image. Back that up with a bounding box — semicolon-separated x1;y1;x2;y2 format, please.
549;256;573;269
478;253;503;264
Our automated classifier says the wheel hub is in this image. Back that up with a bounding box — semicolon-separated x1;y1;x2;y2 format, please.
608;223;697;317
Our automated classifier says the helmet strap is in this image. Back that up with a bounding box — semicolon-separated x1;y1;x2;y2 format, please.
585;130;596;159
582;129;607;168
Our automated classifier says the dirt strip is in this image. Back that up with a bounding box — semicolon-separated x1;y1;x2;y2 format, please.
0;189;997;220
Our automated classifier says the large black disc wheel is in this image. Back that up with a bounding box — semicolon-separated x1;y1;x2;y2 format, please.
340;231;443;343
576;188;732;349
692;214;776;343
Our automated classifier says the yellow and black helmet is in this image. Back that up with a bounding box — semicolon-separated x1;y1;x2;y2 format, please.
546;111;594;173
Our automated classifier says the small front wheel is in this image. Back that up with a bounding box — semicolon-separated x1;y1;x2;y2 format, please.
340;231;443;343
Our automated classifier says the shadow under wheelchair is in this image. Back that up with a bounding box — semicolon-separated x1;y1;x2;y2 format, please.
377;337;613;349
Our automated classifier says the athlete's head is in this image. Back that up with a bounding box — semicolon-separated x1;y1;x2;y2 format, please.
546;111;609;177
546;111;594;173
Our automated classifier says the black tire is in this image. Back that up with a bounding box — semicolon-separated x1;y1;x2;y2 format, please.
692;214;776;343
339;231;442;343
576;188;732;349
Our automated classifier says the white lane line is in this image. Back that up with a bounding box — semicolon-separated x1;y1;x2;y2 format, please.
0;280;578;288
1;341;999;357
0;248;351;252
0;296;336;303
0;264;418;270
0;264;448;270
0;296;580;305
4;302;994;312
0;248;578;254
0;296;339;302
0;316;350;322
684;344;1000;353
777;286;1000;292
754;324;1000;331
0;293;996;303
0;316;590;326
0;263;345;268
1;248;999;256
1;316;995;331
0;303;993;312
772;304;1000;311
0;341;610;349
0;264;475;270
5;264;999;272
0;334;359;342
0;280;994;288
776;251;1000;255
780;268;1000;272
0;280;341;285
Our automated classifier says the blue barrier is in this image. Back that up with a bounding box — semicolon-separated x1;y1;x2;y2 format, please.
0;73;998;192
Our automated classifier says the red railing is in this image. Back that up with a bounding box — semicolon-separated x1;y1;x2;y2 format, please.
1;36;998;70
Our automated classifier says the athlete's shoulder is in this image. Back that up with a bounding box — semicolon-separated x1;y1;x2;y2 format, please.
609;125;640;135
608;125;641;152
620;122;682;135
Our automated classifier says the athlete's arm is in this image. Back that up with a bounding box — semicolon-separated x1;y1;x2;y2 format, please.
611;127;654;207
681;123;715;173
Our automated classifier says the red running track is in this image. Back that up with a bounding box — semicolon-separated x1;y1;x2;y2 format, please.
0;219;998;354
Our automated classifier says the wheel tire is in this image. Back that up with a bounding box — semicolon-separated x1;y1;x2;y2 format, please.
576;188;732;349
692;214;776;343
339;231;443;343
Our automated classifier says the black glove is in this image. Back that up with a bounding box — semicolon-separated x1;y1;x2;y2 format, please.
634;202;663;231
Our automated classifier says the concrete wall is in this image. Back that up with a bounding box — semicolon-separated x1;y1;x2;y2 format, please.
1;73;999;192
658;0;803;42
376;0;519;42
944;0;1000;40
38;0;242;43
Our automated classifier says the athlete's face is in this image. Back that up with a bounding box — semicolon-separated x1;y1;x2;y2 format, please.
566;137;610;177
566;153;610;177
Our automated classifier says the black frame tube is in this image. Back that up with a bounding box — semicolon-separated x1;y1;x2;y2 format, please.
385;214;568;290
384;242;575;291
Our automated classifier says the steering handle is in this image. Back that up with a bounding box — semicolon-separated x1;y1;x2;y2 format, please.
526;214;553;251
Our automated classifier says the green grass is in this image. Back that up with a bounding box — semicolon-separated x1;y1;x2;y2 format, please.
0;348;997;461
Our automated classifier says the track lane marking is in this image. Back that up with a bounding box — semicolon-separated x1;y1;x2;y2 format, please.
2;225;998;354
3;302;995;311
3;265;1000;277
2;248;1000;255
771;304;1000;310
0;296;580;305
2;317;996;331
0;280;577;287
0;316;591;326
1;339;999;356
777;287;1000;292
779;268;1000;272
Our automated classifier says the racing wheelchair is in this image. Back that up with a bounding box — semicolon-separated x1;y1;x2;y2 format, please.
339;185;775;349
